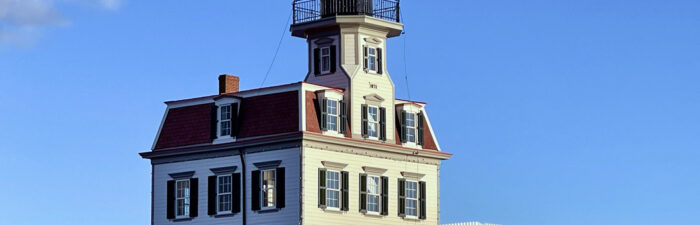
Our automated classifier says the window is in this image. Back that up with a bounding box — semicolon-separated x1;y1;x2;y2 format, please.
321;47;331;73
367;106;378;138
366;176;381;213
367;47;377;71
217;175;232;213
175;179;191;218
220;105;232;136
326;170;340;209
261;169;276;209
326;100;338;132
405;113;416;143
405;181;419;217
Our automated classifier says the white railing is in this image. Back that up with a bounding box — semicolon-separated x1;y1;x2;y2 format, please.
443;222;501;225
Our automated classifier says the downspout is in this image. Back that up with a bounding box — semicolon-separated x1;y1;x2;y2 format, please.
239;150;247;225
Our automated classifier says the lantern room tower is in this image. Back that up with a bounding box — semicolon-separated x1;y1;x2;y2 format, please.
291;0;403;140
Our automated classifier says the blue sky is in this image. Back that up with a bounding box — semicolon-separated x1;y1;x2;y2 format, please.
1;1;699;225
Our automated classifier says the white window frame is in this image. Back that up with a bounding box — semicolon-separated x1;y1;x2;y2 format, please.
404;180;419;219
261;169;276;209
175;179;191;219
366;175;381;214
367;47;377;72
219;105;232;137
320;46;331;74
325;170;341;209
367;106;379;139
405;113;417;143
326;99;339;132
217;175;233;214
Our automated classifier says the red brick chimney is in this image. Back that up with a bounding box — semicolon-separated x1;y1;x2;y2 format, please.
218;74;239;95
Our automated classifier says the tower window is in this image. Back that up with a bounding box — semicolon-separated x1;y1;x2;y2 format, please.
326;99;338;132
367;106;378;138
220;105;232;136
321;47;331;73
405;113;416;143
367;47;377;71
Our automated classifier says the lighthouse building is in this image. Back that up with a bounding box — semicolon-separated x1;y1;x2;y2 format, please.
140;1;452;224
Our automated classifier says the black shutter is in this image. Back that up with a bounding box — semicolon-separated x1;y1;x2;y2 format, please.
314;48;321;75
341;171;349;211
381;176;389;215
276;167;285;209
167;180;175;219
339;100;347;134
419;181;427;219
208;176;216;215
363;46;368;70
251;170;261;211
377;48;383;74
330;45;337;73
231;103;239;137
190;178;198;218
359;173;367;213
318;168;327;208
361;104;368;138
400;110;407;143
210;105;218;140
233;173;241;213
321;98;328;131
379;107;386;141
417;112;425;146
398;178;406;217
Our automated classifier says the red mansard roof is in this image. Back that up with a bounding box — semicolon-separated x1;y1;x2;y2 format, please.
152;82;439;152
154;90;300;151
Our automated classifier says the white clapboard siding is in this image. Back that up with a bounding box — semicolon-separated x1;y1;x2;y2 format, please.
153;156;243;225
245;148;301;225
302;145;440;225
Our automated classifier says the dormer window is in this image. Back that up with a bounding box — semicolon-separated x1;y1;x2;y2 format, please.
220;105;232;136
213;99;239;143
326;99;338;131
405;113;416;143
399;108;424;147
318;90;346;136
321;47;331;74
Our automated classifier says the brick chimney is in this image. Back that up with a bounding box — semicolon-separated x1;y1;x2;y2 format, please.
218;74;239;95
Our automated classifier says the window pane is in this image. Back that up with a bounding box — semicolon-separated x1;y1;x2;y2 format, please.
221;121;231;136
368;107;378;122
368;123;377;137
368;56;376;71
407;199;417;216
262;170;276;207
221;106;231;120
367;195;379;212
327;190;339;208
368;177;380;194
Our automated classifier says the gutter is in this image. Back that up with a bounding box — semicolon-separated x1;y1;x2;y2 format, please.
239;149;247;225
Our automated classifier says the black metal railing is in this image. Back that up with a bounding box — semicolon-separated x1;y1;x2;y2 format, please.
293;0;400;24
